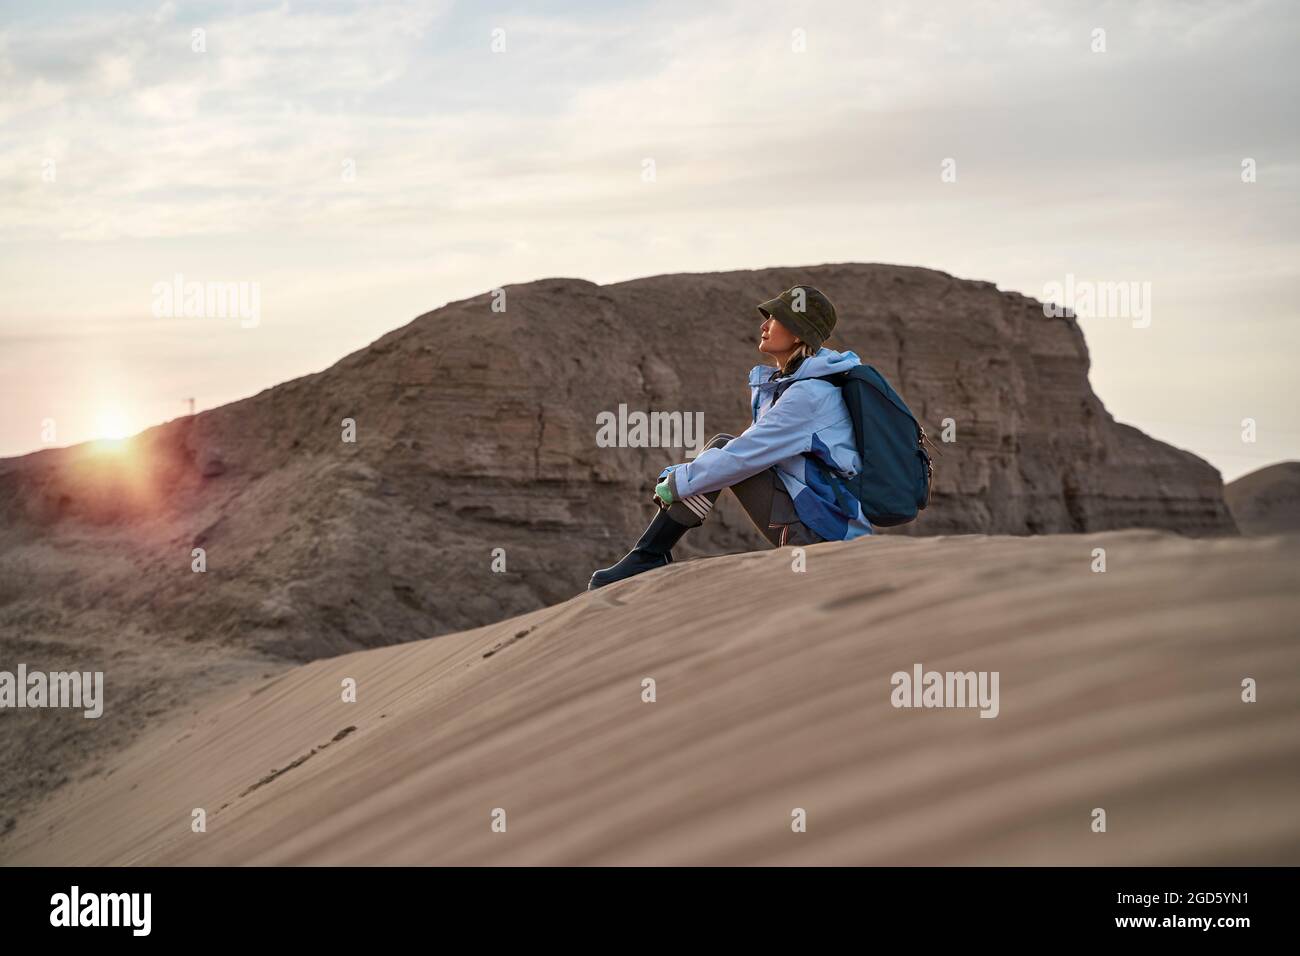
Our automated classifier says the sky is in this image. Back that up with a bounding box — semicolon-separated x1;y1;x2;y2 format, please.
0;0;1296;480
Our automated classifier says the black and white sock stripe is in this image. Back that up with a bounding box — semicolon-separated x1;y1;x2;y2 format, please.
681;494;713;521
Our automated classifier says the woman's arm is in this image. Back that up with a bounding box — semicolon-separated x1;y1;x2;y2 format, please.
667;381;842;499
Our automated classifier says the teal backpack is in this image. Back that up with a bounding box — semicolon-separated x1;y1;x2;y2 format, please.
776;364;935;526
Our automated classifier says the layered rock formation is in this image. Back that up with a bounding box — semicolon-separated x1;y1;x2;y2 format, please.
1225;461;1300;535
0;263;1240;653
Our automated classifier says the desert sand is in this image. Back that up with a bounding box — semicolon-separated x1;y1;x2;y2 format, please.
5;529;1297;866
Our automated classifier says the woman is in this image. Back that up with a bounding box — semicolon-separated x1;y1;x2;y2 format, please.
589;285;873;590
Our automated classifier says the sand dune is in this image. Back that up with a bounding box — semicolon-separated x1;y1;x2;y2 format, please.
4;529;1297;866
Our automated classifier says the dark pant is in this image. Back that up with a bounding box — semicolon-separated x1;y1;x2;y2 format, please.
662;434;825;547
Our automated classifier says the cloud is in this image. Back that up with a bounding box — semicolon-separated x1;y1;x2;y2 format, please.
0;0;1295;475
3;0;1292;242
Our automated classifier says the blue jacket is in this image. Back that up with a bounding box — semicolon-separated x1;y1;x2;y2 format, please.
665;347;874;542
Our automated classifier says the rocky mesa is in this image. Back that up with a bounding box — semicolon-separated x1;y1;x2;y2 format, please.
0;263;1237;820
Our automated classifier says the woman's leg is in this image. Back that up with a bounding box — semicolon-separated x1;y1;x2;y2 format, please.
667;435;824;547
661;433;740;528
589;434;826;590
587;438;740;590
732;467;826;546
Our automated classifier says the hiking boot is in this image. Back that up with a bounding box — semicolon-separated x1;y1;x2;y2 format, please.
588;507;692;590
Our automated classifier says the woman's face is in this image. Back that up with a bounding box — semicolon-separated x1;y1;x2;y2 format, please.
758;314;801;356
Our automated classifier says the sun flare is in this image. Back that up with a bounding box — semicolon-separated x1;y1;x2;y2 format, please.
94;406;132;442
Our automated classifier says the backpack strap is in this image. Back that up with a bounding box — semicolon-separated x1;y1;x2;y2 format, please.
771;372;844;406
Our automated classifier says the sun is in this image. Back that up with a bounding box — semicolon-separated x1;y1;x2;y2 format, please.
94;406;132;442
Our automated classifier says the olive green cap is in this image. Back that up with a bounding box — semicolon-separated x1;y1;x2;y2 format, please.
756;285;838;351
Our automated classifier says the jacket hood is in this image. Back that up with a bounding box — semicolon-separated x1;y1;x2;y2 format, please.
748;347;862;387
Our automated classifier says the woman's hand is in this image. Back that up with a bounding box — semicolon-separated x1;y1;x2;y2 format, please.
654;477;675;506
653;464;679;506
